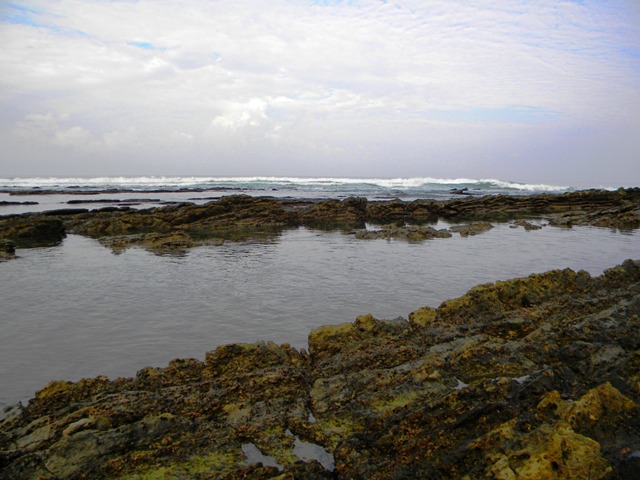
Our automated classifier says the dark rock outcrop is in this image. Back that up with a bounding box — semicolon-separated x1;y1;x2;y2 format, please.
2;260;640;479
0;239;16;260
0;215;65;248
0;201;39;206
1;188;639;257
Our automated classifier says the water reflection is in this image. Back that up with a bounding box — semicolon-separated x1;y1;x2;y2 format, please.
0;224;638;405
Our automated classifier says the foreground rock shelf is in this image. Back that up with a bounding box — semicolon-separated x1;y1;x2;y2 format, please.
1;188;639;256
1;259;640;479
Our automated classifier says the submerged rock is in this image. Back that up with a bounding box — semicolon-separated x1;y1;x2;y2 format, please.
512;219;543;230
354;224;452;240
100;231;225;255
2;260;640;478
353;222;496;241
449;221;494;236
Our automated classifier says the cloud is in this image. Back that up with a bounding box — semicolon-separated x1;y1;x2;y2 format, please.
54;126;98;150
1;0;639;183
210;98;270;131
13;111;139;152
13;112;67;139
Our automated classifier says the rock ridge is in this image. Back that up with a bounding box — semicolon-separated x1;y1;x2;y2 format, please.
1;188;639;257
2;259;640;479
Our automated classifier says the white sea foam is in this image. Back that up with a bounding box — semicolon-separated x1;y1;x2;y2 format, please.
0;176;573;193
487;179;571;191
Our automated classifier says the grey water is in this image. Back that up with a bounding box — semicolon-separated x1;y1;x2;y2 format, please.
1;222;638;406
0;175;578;216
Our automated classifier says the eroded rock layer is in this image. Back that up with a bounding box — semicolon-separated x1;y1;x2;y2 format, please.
1;260;640;479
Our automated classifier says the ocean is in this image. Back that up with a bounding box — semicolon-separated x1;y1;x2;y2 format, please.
0;176;573;195
0;176;574;215
1;177;638;407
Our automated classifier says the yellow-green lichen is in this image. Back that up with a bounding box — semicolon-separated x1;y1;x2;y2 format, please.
116;450;243;479
408;306;437;327
313;417;362;449
371;391;421;413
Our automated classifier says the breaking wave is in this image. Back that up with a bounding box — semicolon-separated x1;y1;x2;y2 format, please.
0;176;573;195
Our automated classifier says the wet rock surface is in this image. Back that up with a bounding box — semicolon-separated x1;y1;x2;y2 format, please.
0;216;65;249
353;224;453;240
1;188;639;257
0;239;16;261
2;260;640;479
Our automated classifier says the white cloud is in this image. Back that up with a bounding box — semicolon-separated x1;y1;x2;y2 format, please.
54;126;99;150
170;130;195;142
13;111;140;152
1;0;639;182
13;112;67;139
103;127;138;149
211;98;270;131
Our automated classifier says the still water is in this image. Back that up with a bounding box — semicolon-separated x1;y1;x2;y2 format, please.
1;223;638;405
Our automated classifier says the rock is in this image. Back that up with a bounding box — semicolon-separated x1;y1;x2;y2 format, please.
354;222;496;241
407;306;437;327
2;188;640;255
0;201;39;206
512;219;543;230
0;215;65;248
433;267;592;324
476;382;638;479
477;410;613;479
449;221;494;236
354;224;452;241
299;197;368;225
0;239;16;260
0;404;24;423
2;260;640;478
43;208;90;216
102;231;226;254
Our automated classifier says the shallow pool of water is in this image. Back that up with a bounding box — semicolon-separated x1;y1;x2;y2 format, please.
1;222;638;405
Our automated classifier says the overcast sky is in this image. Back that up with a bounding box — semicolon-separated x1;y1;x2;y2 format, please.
1;0;639;186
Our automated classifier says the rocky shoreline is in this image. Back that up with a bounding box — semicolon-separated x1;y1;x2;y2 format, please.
1;189;640;479
1;188;639;257
0;259;639;479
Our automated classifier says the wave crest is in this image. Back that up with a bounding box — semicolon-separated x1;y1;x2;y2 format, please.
0;176;578;197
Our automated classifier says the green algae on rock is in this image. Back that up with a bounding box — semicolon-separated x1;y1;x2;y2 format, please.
1;260;640;479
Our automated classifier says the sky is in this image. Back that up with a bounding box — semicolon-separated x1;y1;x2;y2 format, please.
1;0;640;187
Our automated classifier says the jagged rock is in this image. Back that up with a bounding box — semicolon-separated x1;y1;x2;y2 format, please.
1;257;640;478
0;215;65;248
2;188;640;254
299;197;368;225
433;267;593;324
364;200;411;221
